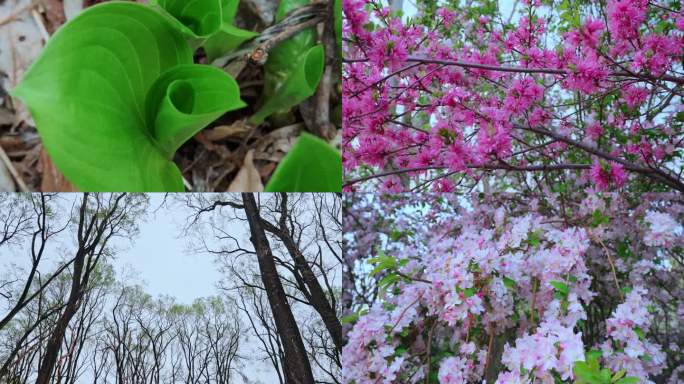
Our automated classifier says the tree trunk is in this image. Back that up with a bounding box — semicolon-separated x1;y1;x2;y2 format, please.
261;193;342;352
241;193;315;384
35;250;85;384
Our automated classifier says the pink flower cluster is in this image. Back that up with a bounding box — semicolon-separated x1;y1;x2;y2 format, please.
342;212;596;384
643;211;680;247
343;0;684;192
344;195;681;384
589;159;627;190
600;287;666;383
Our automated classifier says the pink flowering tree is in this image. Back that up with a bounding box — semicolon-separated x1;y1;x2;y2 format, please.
342;192;684;383
342;0;684;193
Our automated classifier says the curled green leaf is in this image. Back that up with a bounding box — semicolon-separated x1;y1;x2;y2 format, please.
151;0;222;37
252;0;323;124
204;0;259;61
250;44;325;125
146;64;246;157
265;132;341;192
11;2;245;191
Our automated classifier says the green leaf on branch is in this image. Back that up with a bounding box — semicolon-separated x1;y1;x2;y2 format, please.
11;2;245;191
590;209;610;228
634;327;645;340
368;253;398;276
378;273;401;290
611;370;626;382
614;378;639;384
463;287;476;298
549;280;569;298
264;133;341;192
527;231;541;247
340;313;359;325
503;276;516;289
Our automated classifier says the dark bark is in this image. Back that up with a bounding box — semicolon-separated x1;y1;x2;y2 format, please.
241;193;315;384
35;193;127;384
259;193;342;353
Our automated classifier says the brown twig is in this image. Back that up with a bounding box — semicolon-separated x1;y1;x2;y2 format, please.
597;238;623;300
346;55;684;85
249;16;325;64
343;163;593;187
311;0;337;140
530;278;538;329
483;324;495;378
0;0;43;27
424;320;437;384
0;144;29;192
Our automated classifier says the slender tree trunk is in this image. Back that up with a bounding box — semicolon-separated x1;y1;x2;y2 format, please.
35;250;85;384
241;193;315;384
261;193;342;352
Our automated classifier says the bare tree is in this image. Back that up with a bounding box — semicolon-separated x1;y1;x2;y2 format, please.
182;193;342;384
0;194;70;332
240;193;314;384
36;193;146;384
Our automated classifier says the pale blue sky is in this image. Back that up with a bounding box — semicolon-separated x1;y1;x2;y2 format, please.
113;194;227;303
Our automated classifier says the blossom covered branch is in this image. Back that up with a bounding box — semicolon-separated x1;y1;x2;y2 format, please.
343;0;684;193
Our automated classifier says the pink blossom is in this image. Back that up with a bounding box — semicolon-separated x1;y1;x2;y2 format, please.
564;53;609;94
632;34;681;75
438;356;468;384
622;85;649;108
611;162;627;187
643;211;680;247
607;0;647;41
586;121;604;141
590;160;626;190
676;15;684;31
504;77;544;114
590;159;611;190
436;8;456;28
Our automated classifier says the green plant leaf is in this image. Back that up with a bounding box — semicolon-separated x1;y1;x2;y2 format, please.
150;0;222;37
502;276;516;289
264;132;341;192
369;253;398;276
549;280;570;297
611;370;626;382
573;361;603;384
340;313;359;325
614;378;639;384
252;0;322;124
203;0;258;62
334;0;341;51
11;2;245;191
145;64;246;157
250;44;325;125
204;24;259;62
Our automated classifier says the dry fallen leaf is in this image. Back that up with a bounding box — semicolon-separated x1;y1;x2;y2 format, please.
204;120;250;141
227;149;263;192
253;123;301;162
0;107;14;126
40;147;77;191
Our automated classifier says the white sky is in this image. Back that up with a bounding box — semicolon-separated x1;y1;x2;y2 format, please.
116;195;277;383
113;194;224;304
402;0;516;20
